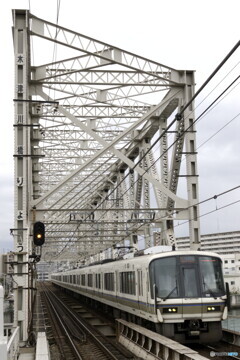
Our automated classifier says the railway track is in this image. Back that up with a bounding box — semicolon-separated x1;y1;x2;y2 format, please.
39;282;133;359
40;282;240;360
191;341;240;360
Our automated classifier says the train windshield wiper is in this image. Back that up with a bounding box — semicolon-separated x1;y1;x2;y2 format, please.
202;278;217;299
162;285;177;301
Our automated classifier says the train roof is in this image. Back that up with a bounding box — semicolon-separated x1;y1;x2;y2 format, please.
52;249;223;275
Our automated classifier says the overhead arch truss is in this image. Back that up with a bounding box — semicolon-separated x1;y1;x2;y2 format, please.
13;10;201;269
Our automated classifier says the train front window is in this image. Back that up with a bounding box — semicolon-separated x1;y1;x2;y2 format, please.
149;257;180;299
149;255;225;300
199;256;225;297
182;267;198;297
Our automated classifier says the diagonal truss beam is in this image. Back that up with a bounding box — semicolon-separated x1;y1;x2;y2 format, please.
32;86;188;209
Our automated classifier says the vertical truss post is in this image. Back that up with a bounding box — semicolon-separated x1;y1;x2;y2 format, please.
142;141;151;248
12;9;32;343
183;71;201;249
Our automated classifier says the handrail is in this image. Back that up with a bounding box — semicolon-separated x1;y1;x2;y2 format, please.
116;319;208;360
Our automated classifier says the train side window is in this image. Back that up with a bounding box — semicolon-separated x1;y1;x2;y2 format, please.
88;274;93;287
119;271;136;295
95;273;101;289
81;274;86;286
137;270;143;296
104;272;114;291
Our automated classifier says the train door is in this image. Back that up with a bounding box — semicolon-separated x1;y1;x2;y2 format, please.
115;270;119;300
137;268;145;312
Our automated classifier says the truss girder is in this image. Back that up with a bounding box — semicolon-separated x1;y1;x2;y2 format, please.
34;70;176;86
13;10;201;266
30;14;182;85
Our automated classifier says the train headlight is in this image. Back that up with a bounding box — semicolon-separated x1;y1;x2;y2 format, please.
207;306;220;312
163;307;178;314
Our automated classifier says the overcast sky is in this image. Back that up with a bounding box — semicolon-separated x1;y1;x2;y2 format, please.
0;0;240;252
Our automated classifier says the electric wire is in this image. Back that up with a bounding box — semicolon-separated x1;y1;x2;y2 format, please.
193;60;240;116
197;112;240;150
127;74;240;208
53;184;240;256
116;187;240;247
175;199;240;229
177;40;240;117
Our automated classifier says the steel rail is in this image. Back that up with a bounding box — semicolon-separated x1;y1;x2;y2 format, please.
41;285;84;359
43;283;124;360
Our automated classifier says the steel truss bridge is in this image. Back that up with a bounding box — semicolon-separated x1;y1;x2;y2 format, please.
12;9;200;341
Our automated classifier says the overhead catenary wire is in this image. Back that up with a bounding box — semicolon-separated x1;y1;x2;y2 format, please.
54;182;240;257
52;184;240;256
197;112;240;150
177;40;240;117
113;186;240;246
175;199;240;230
145;76;240;180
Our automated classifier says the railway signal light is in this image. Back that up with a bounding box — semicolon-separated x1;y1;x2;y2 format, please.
33;221;45;246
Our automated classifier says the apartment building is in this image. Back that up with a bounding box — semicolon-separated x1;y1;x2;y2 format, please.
176;231;240;292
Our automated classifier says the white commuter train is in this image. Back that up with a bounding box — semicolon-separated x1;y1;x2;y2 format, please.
51;248;230;343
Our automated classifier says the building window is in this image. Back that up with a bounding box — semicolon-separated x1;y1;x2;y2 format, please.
224;260;228;263
231;281;235;285
231;260;235;263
